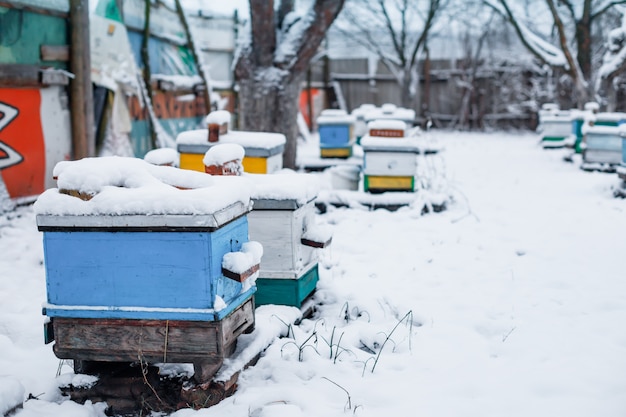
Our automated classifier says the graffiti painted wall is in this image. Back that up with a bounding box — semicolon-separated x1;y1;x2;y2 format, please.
0;87;71;200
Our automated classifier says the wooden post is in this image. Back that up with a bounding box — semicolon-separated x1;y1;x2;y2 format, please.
306;66;313;131
141;0;157;149
69;0;95;159
423;45;431;129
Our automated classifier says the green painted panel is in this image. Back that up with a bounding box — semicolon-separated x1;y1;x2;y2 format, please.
0;7;68;68
255;265;319;308
129;120;153;158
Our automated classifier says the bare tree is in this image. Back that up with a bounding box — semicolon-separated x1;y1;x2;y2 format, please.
333;0;444;109
489;0;626;106
235;0;345;169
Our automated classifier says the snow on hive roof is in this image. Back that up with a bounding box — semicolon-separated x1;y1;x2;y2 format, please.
540;112;572;123
223;130;287;148
247;170;320;205
594;112;626;122
360;136;422;152
144;148;179;166
541;103;559;111
176;129;286;149
205;110;232;125
584;102;600;111
317;109;356;125
320;109;348;117
582;124;621;136
203;143;245;166
364;107;415;122
367;119;407;132
381;103;397;113
34;156;252;217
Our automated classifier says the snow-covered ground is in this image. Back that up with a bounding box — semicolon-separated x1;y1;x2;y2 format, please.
1;131;626;417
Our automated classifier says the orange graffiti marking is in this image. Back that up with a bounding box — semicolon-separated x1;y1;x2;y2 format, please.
0;89;45;199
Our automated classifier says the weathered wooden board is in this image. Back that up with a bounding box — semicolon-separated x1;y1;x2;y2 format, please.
40;45;69;61
52;297;254;367
0;64;41;87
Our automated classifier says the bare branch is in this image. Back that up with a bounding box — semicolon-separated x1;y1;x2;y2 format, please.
545;0;588;94
488;0;565;68
409;0;441;69
277;0;295;29
378;0;406;65
284;0;345;74
591;0;626;20
559;0;576;19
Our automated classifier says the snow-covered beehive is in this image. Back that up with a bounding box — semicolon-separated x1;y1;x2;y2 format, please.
360;119;420;193
246;171;331;307
34;156;261;382
177;111;286;174
351;104;376;143
580;112;626;171
539;108;572;149
317;109;356;158
363;103;416;130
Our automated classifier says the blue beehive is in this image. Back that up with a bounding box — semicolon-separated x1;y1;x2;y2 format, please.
317;109;356;158
35;157;259;321
34;157;261;382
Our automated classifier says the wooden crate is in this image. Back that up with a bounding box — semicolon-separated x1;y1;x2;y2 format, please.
50;296;255;383
255;264;319;308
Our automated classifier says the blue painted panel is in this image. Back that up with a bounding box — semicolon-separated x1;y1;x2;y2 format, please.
586;134;622;152
207;217;249;306
127;31;195;76
42;217;249;314
44;231;213;309
319;125;351;147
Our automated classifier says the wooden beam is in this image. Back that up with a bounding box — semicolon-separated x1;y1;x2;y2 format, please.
40;45;70;62
69;0;95;159
0;64;70;87
0;64;40;87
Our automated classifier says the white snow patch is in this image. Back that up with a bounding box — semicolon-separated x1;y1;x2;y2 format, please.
222;241;263;274
0;376;24;416
248;170;320;204
35;157;253;216
203;143;245;166
143;148;179;166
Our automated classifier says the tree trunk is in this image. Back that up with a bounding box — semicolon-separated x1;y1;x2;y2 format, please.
575;20;592;82
237;71;302;169
400;71;414;109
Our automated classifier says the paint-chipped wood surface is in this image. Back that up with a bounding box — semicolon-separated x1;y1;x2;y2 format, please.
52;297;255;366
